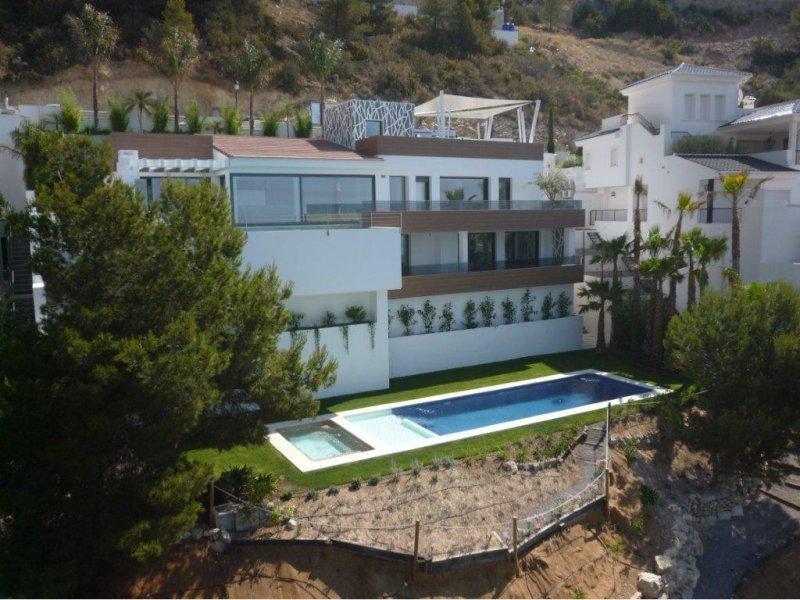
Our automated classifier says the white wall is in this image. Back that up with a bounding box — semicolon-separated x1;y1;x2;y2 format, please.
388;284;574;337
389;315;583;378
279;321;389;399
285;291;375;328
242;227;401;296
0;112;27;211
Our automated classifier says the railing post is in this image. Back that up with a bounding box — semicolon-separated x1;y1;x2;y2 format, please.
512;516;520;576
209;481;216;528
411;520;420;581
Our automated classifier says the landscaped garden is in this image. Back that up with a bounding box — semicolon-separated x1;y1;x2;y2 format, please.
188;349;687;489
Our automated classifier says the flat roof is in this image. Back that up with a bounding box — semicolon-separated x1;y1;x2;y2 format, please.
211;136;378;160
356;136;544;160
108;132;214;160
719;99;800;129
676;154;795;173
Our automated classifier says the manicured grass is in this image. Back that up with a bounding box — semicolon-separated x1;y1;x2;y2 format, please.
187;350;687;489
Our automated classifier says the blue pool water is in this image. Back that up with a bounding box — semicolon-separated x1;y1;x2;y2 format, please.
276;373;656;462
346;373;652;443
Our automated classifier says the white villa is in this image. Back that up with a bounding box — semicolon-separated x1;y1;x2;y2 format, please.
568;63;800;308
0;95;583;398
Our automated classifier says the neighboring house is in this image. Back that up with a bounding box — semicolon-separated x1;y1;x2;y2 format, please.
2;96;584;398
566;63;800;308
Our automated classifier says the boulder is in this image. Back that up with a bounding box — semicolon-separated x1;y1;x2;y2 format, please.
210;539;227;553
637;572;664;599
203;527;221;539
654;554;673;574
731;504;744;518
501;460;518;474
285;518;298;530
190;526;204;541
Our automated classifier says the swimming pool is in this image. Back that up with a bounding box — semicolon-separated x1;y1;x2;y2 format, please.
269;370;668;472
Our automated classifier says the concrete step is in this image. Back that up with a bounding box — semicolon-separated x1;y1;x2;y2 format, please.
784;474;800;490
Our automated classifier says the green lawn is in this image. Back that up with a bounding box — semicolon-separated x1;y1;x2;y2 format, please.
188;350;687;489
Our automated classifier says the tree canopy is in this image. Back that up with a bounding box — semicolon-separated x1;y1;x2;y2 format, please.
0;128;336;595
665;281;800;480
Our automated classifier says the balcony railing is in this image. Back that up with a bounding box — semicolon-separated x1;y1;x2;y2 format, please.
402;256;578;276
697;208;737;224
588;208;647;225
236;199;583;229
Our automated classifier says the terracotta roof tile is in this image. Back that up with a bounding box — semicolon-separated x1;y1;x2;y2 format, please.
211;135;379;160
108;132;213;160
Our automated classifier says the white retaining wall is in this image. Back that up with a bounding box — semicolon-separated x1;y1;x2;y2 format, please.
388;315;583;378
279;321;390;399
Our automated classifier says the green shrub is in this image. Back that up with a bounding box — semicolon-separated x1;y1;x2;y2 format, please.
396;304;417;335
622;437;638;462
345;304;367;323
261;109;279;136
327;485;339;495
108;97;130;132
349;478;362;491
321;311;336;327
305;489;319;501
418;300;437;333
151;99;170;133
641;484;659;507
501;297;516;324
56;90;82;133
557;154;583;168
520;289;536;321
630;516;645;534
556;291;571;318
439;302;455;331
368;476;380;486
463;299;478;329
541;292;554;320
672;134;734;155
280;491;293;502
185;99;206;134
572;2;608;37
222;105;242;135
411;459;422;477
295;113;312;138
608;0;677;37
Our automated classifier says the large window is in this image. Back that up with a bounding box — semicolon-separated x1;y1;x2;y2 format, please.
468;232;495;271
714;95;726;121
505;231;539;268
140;176;206;202
401;234;410;276
440;177;488;208
684;94;696;120
415;176;430;209
231;174;374;226
700;94;711;121
499;178;511;207
389;176;406;210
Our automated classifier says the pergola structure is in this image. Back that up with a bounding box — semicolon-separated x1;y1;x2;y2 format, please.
414;91;541;143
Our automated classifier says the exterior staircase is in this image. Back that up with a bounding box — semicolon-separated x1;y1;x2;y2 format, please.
3;234;35;320
761;454;800;511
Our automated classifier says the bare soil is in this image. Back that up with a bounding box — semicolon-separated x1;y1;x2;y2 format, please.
256;430;603;561
736;537;800;598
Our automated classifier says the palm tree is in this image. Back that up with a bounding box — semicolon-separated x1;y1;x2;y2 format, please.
591;234;629;348
656;191;704;314
638;255;674;362
717;171;769;276
302;33;344;133
631;175;646;349
142;0;199;133
232;39;272;136
696;234;728;295
124;89;155;133
66;4;119;131
640;226;670;345
578;279;619;353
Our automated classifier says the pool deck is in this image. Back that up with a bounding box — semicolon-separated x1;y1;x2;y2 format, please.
268;369;671;472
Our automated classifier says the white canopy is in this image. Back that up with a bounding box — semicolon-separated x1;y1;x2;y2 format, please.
414;93;532;121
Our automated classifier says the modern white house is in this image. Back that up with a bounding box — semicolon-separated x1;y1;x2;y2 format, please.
2;95;585;398
566;63;800;309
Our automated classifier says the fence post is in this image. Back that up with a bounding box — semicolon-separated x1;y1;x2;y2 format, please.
411;520;420;581
604;401;611;521
512;516;520;576
209;481;216;528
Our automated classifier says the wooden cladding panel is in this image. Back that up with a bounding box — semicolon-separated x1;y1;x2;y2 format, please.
394;209;584;232
388;264;584;299
356;136;545;161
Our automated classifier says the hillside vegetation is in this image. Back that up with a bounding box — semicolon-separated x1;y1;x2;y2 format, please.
1;0;799;143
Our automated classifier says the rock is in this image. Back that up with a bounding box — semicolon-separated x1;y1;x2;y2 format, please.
638;572;664;599
630;593;643;599
501;460;518;474
285;518;298;530
190;526;204;541
703;514;718;527
220;529;232;543
203;527;221;539
718;510;732;521
731;504;744;518
654;554;673;574
210;539;227;553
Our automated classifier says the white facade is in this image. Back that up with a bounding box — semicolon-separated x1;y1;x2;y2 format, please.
570;63;800;311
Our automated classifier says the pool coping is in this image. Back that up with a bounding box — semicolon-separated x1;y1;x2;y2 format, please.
267;369;671;473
